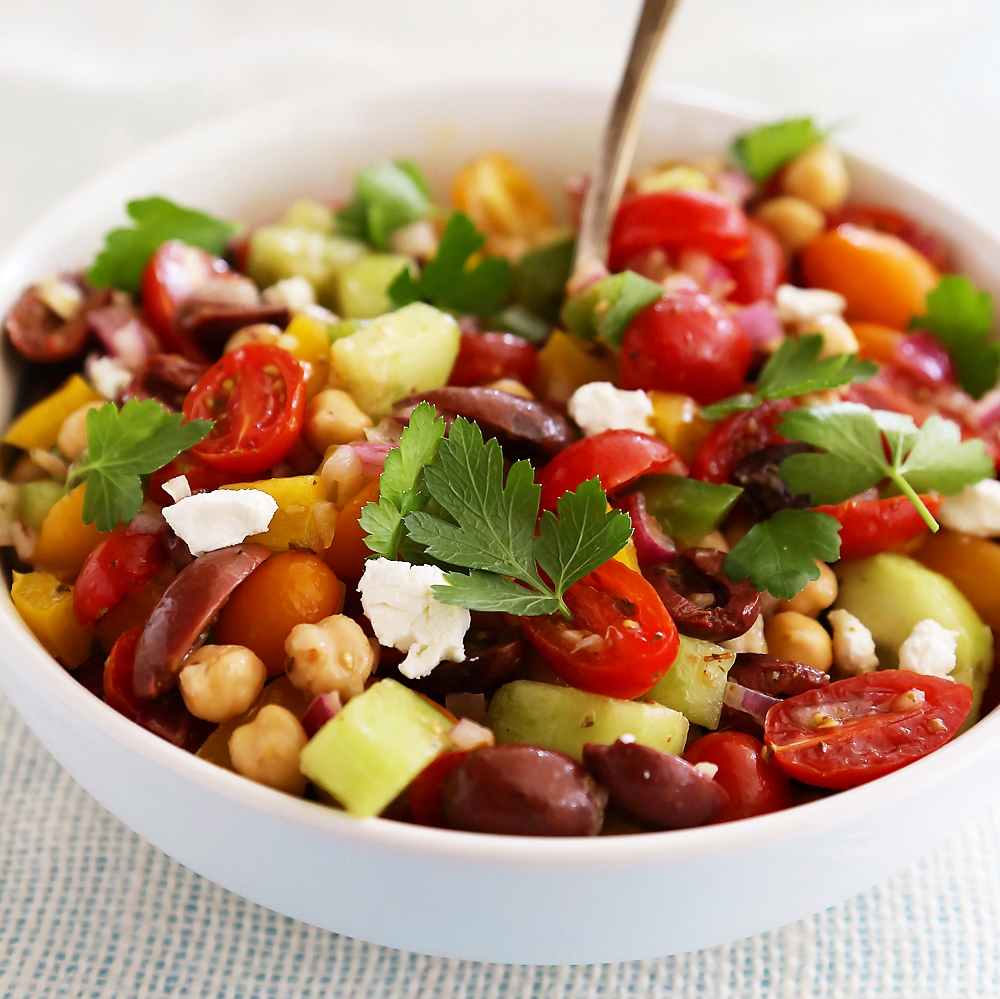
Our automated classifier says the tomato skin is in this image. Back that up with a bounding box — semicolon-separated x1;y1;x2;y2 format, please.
690;398;795;484
814;494;943;560
726;221;787;305
74;532;168;625
609;190;751;270
449;332;538;388
104;626;146;720
683;731;792;823
520;559;679;700
183;343;306;475
765;670;972;789
619;290;752;405
409;750;470;827
537;430;687;512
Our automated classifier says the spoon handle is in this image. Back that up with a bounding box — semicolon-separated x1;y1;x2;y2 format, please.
572;0;683;284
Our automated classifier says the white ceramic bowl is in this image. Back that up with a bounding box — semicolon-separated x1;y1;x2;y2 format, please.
1;81;999;966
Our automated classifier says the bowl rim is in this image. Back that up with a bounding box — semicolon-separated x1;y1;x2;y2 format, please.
2;76;999;866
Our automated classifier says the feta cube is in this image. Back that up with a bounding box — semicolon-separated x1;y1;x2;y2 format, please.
567;382;654;437
938;478;1000;536
162;488;277;556
827;608;879;675
721;615;767;654
36;273;83;321
358;559;471;679
85;354;132;400
262;276;316;314
897;618;959;678
161;475;192;503
776;284;847;325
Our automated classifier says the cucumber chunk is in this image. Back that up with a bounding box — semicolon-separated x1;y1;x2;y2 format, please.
281;200;334;233
18;479;64;531
645;635;735;729
336;254;413;318
299;678;453;817
487;680;688;761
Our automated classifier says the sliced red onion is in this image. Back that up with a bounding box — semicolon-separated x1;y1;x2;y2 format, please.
612;492;676;568
86;305;158;370
302;691;343;738
736;300;784;350
346;441;395;477
723;681;781;726
714;170;755;206
970;388;1000;431
128;503;168;536
893;331;955;389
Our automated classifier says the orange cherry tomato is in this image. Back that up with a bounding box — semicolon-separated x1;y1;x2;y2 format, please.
800;224;939;330
850;321;903;365
813;494;942;560
214;551;344;677
915;530;1000;632
326;479;380;582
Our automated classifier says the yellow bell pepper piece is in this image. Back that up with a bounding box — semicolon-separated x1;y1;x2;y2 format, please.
533;331;618;408
915;530;1000;632
221;476;335;552
648;391;713;464
11;571;94;668
279;314;332;398
32;484;110;583
3;375;103;451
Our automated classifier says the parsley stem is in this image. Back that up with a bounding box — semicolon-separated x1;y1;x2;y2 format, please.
888;471;940;532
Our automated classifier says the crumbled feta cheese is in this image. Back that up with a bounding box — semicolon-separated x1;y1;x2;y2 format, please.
262;276;316;314
898;619;959;678
449;718;495;751
618;733;636;744
303;303;339;325
358;559;471;680
776;284;847;325
85;354;132;400
721;615;767;654
36;273;83;320
389;219;439;259
938;478;1000;536
161;475;192;503
162;488;277;556
693;762;719;780
828;609;879;675
567;382;654;436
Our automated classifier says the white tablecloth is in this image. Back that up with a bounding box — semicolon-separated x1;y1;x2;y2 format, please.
2;1;999;993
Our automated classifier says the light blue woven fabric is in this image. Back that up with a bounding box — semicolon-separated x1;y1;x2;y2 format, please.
1;687;998;998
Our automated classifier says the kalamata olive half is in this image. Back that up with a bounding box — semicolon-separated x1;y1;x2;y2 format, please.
127;353;209;411
442;744;606;836
5;278;110;363
394;387;577;460
401;629;525;701
644;548;760;642
729;653;830;698
731;443;812;522
178;302;289;358
583;739;727;830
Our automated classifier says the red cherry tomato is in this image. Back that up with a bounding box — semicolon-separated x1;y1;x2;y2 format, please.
74;531;168;625
449;332;538;388
827;204;951;273
148;452;253;506
104;626;145;720
409;750;470;827
683;731;792;823
609;189;751;271
537;430;687;512
183;343;306;475
765;670;972;789
726;221;787;305
690;399;795;484
619;290;752;405
520;559;679;700
814;494;943;560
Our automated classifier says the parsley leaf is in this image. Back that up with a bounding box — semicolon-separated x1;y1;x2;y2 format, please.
513;234;575;325
88;197;238;295
913;276;998;399
359;401;445;559
336;160;434;251
561;270;664;348
731;118;826;183
389;211;513;315
66;399;212;531
724;509;842;601
701;335;877;419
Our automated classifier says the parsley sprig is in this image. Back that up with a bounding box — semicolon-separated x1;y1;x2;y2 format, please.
701;335;876;420
66;399;212;531
336;160;434;250
731;118;826;183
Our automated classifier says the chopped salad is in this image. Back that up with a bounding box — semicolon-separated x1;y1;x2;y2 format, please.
2;117;999;836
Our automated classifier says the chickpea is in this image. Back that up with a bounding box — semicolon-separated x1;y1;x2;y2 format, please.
798;314;859;359
755;196;825;253
305;389;373;453
764;612;833;671
319;444;363;504
178;645;267;723
57;401;103;461
285;613;377;701
696;529;729;553
486;378;535;399
721;614;767;654
780;144;849;213
224;323;283;353
776;561;838;617
228;704;308;795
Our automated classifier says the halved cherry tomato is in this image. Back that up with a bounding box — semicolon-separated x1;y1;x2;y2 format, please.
183;343;306;475
537;430;687;512
326;479;380;582
828;203;951;273
148;452;252;505
683;730;792;823
74;531;168;625
764;670;972;789
520;558;679;700
449;332;538;388
814;494;942;560
409;750;470;827
690;399;795;484
104;626;145;720
726;220;787;305
609;189;751;271
619;290;752;405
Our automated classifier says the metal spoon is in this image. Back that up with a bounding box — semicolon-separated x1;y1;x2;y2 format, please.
571;0;684;287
